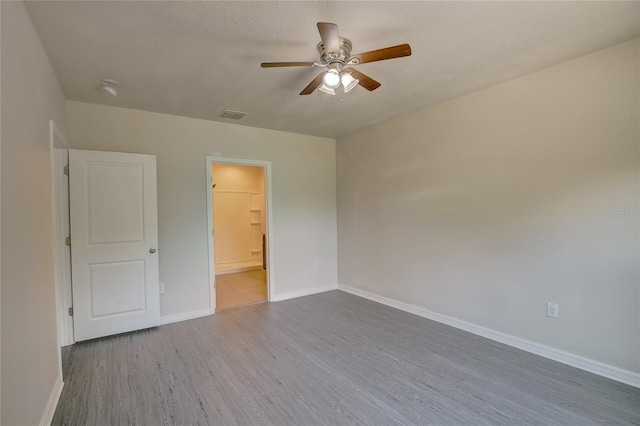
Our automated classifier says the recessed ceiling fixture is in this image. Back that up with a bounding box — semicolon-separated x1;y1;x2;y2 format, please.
261;22;411;96
100;79;118;96
218;109;248;120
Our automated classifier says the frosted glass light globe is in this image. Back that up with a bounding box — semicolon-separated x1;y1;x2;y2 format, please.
322;70;341;89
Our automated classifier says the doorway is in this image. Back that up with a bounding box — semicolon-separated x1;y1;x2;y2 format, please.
206;157;273;311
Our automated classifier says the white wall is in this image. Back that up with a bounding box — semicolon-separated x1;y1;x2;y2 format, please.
67;102;337;316
337;39;639;375
1;1;68;424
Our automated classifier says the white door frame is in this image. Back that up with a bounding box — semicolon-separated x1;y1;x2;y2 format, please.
50;121;72;376
206;156;275;308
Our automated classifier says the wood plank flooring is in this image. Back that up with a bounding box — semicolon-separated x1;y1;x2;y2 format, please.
53;290;640;425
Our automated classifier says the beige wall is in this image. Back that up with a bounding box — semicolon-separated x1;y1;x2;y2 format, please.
337;39;639;373
212;163;266;270
1;1;68;424
67;101;337;315
213;163;265;193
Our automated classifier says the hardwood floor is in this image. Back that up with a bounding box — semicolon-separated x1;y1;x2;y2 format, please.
53;290;639;425
216;269;267;310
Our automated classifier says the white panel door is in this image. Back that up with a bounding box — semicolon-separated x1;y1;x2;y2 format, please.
69;149;159;341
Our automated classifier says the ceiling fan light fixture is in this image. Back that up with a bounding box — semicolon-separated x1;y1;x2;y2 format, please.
262;23;411;96
318;84;336;95
341;72;359;93
322;69;341;89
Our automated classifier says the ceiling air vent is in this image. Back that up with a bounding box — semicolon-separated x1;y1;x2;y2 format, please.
219;110;248;120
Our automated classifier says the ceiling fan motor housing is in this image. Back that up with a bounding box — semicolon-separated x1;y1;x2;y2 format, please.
317;37;353;66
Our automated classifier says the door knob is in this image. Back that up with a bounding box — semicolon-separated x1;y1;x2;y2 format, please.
149;248;156;254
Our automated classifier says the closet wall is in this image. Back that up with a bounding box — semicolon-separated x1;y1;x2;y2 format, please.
212;164;266;273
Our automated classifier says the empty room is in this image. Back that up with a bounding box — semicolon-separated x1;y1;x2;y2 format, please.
1;1;639;425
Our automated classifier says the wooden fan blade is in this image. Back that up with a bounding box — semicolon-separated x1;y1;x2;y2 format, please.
300;72;326;95
349;44;411;64
345;68;381;91
317;22;340;56
261;62;315;68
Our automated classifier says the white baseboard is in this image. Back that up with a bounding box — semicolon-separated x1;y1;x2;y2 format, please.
159;308;214;325
338;284;640;388
272;284;338;302
40;374;63;425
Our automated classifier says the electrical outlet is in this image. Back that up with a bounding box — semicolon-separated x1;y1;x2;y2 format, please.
313;262;319;271
546;302;559;318
159;283;165;294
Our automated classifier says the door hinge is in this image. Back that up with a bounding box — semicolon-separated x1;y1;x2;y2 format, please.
65;236;71;246
68;307;73;316
63;165;69;176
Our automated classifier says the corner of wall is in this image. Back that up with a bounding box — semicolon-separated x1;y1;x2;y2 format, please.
39;374;63;426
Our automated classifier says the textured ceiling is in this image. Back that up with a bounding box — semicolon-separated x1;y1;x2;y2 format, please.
25;1;639;139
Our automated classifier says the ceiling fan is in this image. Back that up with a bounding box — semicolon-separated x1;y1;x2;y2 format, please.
261;22;411;96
